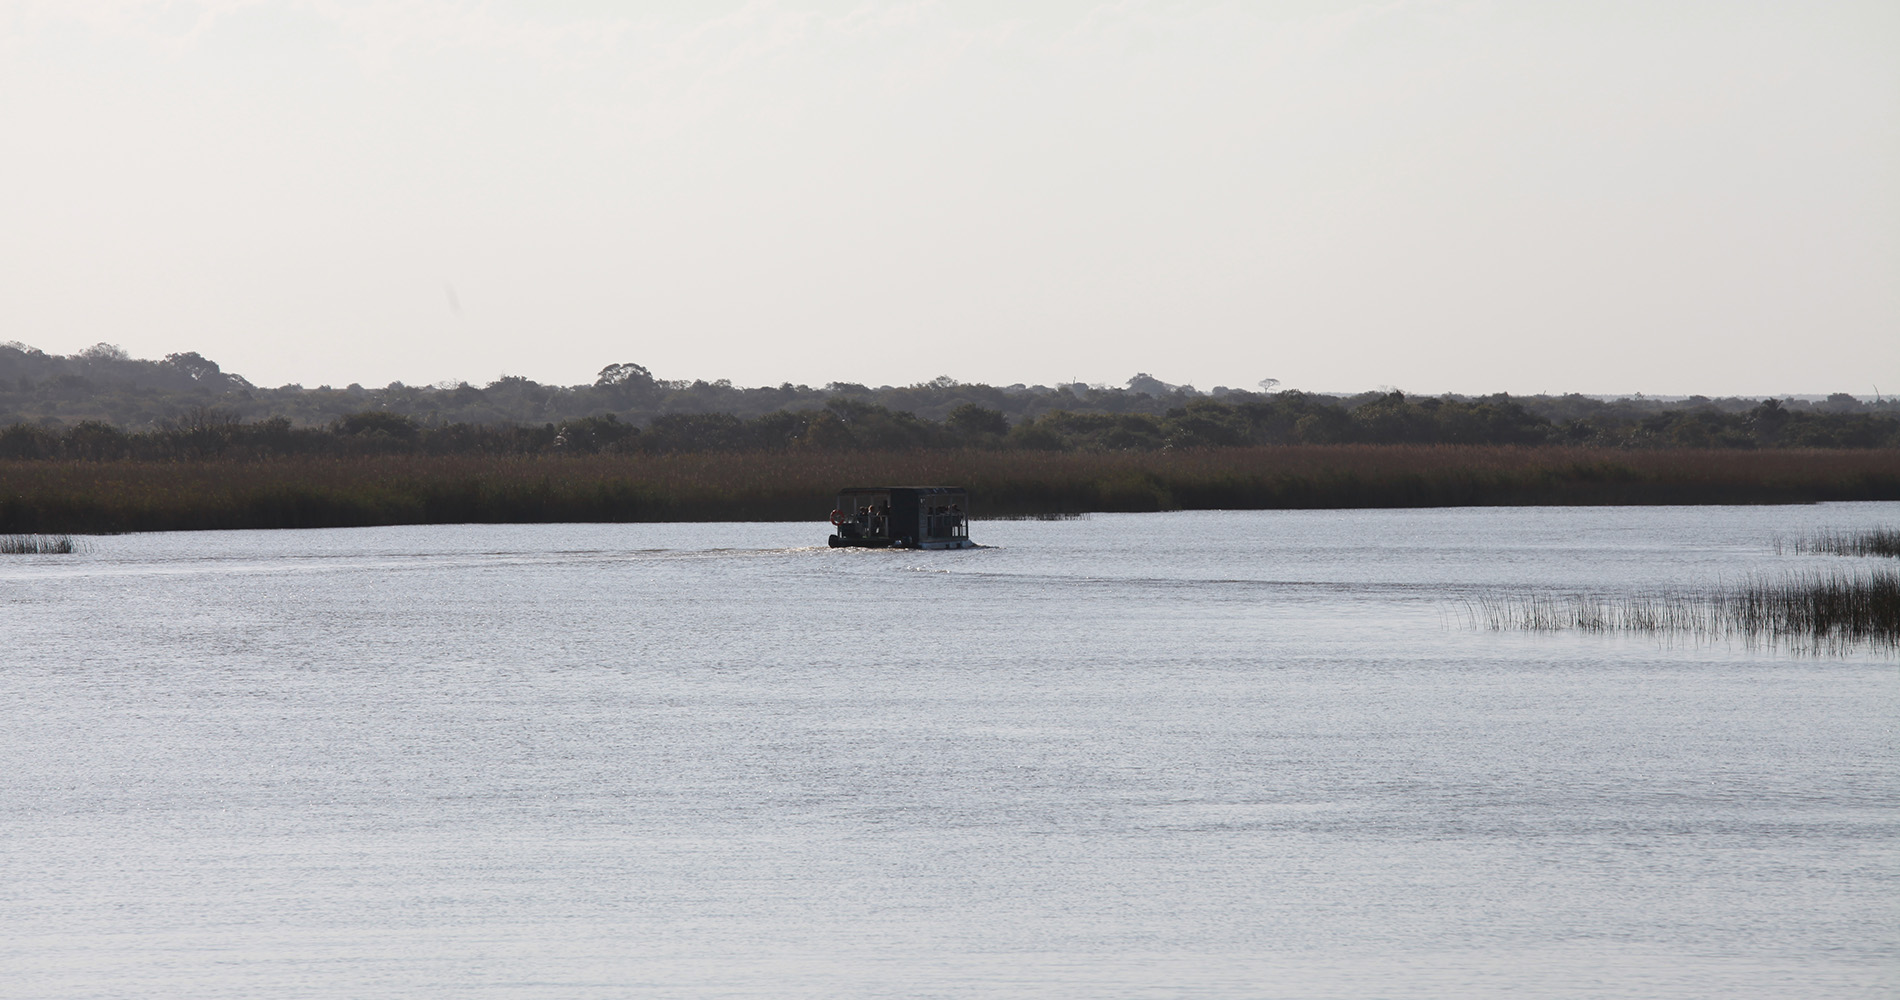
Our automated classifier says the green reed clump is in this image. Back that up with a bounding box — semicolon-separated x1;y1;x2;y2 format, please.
1470;570;1900;651
0;534;78;554
1779;528;1900;559
1478;592;1720;634
1727;571;1900;643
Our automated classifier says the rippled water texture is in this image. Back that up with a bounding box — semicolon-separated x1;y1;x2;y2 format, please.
3;505;1896;998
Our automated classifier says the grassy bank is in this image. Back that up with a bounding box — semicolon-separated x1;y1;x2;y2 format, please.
3;446;1899;534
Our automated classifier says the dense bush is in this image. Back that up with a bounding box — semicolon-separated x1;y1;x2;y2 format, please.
5;341;1900;455
3;389;1899;460
6;342;1900;451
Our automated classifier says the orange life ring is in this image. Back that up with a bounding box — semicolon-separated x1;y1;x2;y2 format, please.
829;509;845;526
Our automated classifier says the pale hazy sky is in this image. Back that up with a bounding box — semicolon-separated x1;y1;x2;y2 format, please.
2;1;1895;395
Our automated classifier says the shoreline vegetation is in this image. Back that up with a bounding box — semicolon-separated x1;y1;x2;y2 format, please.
4;343;1896;534
4;447;1900;535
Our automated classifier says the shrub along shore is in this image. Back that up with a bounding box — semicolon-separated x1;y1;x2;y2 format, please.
4;446;1900;534
6;391;1900;459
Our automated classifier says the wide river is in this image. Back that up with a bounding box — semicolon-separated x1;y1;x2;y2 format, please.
2;505;1895;998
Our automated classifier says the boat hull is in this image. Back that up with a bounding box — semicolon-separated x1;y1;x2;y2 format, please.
828;535;975;550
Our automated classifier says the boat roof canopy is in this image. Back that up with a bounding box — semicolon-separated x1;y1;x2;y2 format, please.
837;486;966;496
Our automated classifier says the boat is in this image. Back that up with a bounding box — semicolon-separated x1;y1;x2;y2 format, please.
828;486;974;549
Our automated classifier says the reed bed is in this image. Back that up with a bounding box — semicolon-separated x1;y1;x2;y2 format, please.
0;534;77;554
2;445;1898;534
1469;571;1900;651
1777;527;1900;559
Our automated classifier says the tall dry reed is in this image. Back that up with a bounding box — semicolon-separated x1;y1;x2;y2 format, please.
1468;571;1900;651
0;534;77;554
1777;528;1900;559
3;446;1898;534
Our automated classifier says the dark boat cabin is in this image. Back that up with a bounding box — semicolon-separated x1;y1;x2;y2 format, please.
829;486;974;550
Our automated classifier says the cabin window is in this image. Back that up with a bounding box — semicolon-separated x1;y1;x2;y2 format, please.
923;496;968;538
839;495;892;537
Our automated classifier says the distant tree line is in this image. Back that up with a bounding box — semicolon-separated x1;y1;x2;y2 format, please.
2;392;1897;461
1;341;1896;456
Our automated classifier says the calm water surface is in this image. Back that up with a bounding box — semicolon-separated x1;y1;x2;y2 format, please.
2;505;1896;998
